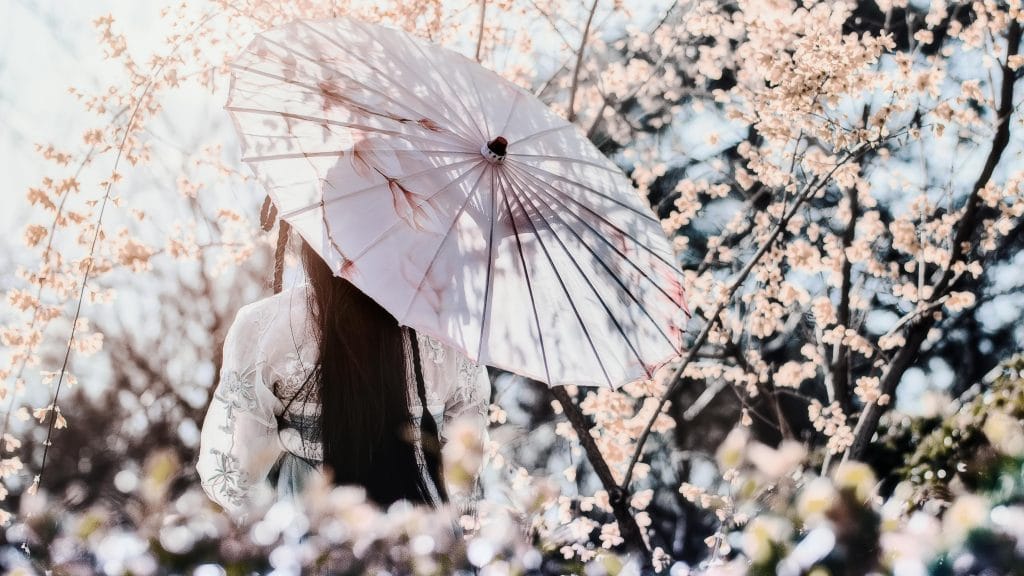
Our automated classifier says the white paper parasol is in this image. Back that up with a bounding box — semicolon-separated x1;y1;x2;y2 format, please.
226;16;687;388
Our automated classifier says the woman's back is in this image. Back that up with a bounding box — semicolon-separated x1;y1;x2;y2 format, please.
196;283;491;516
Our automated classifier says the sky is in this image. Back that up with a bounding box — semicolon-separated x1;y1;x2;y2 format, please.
0;1;165;227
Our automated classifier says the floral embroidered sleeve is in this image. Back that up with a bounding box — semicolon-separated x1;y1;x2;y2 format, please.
196;303;284;516
442;354;491;518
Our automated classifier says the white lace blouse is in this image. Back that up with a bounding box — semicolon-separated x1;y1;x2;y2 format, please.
196;284;490;515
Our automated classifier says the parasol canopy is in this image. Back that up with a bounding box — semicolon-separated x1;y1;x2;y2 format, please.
226;16;687;388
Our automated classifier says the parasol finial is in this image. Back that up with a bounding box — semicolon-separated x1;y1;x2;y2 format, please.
481;136;508;164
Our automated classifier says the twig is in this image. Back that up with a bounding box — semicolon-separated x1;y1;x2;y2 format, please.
525;0;576;53
474;0;487;62
567;0;600;123
681;378;727;421
878;296;950;339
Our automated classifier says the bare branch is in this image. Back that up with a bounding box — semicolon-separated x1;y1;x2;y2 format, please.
474;0;487;62
567;0;600;123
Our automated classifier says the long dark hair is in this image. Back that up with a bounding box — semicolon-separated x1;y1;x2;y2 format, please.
295;240;447;508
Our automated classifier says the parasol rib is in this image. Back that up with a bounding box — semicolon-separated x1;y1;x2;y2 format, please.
507;164;680;353
400;164;492;322
505;152;623;175
279;157;481;219
345;161;487;263
508;123;575;149
496;90;525;137
476;167;499;363
496;167;555;385
298;19;487;144
231;63;475;148
504;167;656;377
499;169;623;385
508;163;684;296
506;159;659;223
242;149;478;163
227;105;471;151
464;65;494;140
255;35;483;146
394;18;491;144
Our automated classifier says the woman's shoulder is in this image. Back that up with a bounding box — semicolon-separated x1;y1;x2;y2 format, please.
228;285;313;348
408;330;487;400
235;284;310;321
413;331;481;369
433;335;489;392
227;286;316;392
414;331;450;366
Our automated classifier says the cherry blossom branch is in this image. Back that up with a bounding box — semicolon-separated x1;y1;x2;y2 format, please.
585;1;686;139
846;19;1021;462
933;26;1021;300
832;178;859;415
621;145;871;490
34;8;223;489
0;125;122;443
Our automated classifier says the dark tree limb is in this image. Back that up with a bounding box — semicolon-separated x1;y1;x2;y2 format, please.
549;385;649;555
833;182;859;415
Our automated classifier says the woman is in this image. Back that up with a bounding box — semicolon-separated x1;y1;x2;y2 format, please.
196;240;490;517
